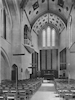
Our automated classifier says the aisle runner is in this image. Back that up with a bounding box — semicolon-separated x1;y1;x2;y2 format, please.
30;82;63;100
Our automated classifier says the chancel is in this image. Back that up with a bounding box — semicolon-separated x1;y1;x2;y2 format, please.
0;0;75;100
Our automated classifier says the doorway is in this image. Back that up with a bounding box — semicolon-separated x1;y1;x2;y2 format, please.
11;64;18;81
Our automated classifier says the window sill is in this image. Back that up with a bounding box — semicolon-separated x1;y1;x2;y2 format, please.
23;44;34;53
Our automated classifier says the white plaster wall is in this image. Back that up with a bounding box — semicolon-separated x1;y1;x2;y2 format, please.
31;30;39;53
0;0;40;81
21;47;32;79
60;28;67;51
0;5;3;37
70;6;75;44
60;7;75;79
20;10;39;79
6;14;12;44
0;38;11;82
66;7;75;79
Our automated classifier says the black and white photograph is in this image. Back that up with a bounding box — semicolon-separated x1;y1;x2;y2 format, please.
0;0;75;100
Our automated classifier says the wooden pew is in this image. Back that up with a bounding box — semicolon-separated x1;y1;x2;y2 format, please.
0;78;43;100
0;93;6;100
54;78;75;100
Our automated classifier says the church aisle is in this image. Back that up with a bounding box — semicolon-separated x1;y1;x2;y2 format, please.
30;81;63;100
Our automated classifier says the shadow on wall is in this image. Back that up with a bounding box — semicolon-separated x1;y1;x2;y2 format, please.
25;69;30;79
0;50;10;81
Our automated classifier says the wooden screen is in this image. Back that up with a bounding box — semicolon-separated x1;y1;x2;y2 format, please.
40;49;58;70
60;48;66;70
32;52;38;77
52;49;58;70
40;50;46;70
47;50;51;70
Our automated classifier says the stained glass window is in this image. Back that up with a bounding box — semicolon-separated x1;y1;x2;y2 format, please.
42;27;56;47
52;28;55;46
47;26;51;46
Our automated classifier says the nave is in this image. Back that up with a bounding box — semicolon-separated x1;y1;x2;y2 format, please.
1;0;75;100
30;81;62;100
1;78;75;100
30;79;75;100
0;78;43;100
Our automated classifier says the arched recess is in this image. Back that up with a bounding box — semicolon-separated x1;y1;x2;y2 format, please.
11;64;18;81
0;48;11;81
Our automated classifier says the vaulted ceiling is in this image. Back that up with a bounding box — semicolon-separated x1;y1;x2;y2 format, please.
22;0;73;33
32;13;66;34
3;0;74;34
24;0;72;24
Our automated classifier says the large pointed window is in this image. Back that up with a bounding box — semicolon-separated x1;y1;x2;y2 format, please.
42;29;46;47
52;28;55;46
47;26;51;46
42;26;56;48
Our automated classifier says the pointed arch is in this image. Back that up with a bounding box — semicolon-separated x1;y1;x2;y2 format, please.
12;64;18;81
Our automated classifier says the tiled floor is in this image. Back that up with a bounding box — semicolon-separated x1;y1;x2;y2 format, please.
30;81;63;100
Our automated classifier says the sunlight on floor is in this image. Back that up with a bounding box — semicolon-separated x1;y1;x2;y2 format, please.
30;82;63;100
42;83;54;87
43;80;48;83
30;91;63;100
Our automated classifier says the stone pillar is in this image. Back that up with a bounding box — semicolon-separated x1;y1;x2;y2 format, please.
0;47;1;83
38;51;40;71
58;49;60;78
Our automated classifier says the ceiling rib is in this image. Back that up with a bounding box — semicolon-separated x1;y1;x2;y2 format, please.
24;9;31;27
32;13;66;34
33;29;38;35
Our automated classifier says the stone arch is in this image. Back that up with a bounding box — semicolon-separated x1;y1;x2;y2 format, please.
0;48;11;81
